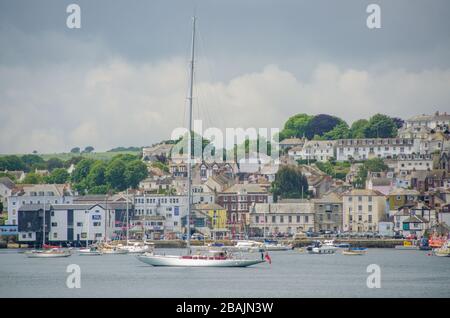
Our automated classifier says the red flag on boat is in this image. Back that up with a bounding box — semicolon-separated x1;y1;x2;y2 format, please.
264;252;272;264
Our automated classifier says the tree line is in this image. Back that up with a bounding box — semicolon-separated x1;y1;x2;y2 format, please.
279;113;403;141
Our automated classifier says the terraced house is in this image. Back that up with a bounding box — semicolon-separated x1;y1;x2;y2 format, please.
342;189;387;233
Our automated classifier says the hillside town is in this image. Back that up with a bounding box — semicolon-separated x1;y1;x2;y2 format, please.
1;111;450;247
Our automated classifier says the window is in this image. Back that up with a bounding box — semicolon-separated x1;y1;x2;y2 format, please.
53;232;57;239
255;216;259;223
296;216;300;223
93;222;101;227
51;222;57;227
288;216;292;223
358;215;362;222
280;216;284;223
95;233;102;238
305;216;309;223
51;211;54;216
368;205;372;212
368;215;372;223
77;222;83;227
272;216;276;223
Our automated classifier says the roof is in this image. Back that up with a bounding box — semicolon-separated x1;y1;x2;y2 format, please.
18;204;50;212
193;203;226;211
343;189;385;196
313;192;342;203
253;202;314;214
52;204;106;210
369;178;392;186
280;138;304;145
222;183;266;194
388;188;420;196
0;177;15;189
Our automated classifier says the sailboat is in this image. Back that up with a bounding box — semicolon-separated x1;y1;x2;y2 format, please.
26;198;71;258
118;189;154;254
137;17;264;267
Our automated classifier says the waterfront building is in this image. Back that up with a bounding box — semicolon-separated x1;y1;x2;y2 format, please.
311;192;343;233
217;184;271;236
280;137;305;151
387;188;420;211
342;189;387;233
7;184;73;226
396;153;434;174
250;201;315;236
0;177;14;206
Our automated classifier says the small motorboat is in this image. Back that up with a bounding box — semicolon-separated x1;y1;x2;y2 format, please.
306;241;337;254
97;242;129;254
234;240;265;252
118;242;154;254
263;239;293;251
25;248;72;258
342;247;368;256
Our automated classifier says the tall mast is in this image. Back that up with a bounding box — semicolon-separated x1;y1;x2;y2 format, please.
186;16;196;253
43;195;46;247
126;188;129;245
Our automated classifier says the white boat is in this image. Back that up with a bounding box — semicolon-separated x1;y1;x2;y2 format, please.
234;240;265;252
135;17;265;269
137;250;264;267
342;248;368;256
26;248;72;258
433;239;450;257
118;242;154;254
306;241;337;254
263;240;292;251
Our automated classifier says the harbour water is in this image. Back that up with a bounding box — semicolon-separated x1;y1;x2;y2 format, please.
0;248;449;298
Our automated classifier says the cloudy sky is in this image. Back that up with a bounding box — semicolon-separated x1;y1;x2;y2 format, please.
1;0;450;154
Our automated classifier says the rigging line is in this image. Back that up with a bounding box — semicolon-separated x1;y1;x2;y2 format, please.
197;25;226;130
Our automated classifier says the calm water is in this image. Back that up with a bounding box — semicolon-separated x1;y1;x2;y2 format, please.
0;248;449;298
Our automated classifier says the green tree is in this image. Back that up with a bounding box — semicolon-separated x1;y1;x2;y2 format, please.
70;147;81;154
46;168;69;184
305;114;345;139
22;172;43;184
272;165;309;201
125;160;149;188
353;158;388;189
84;146;95;153
323;122;351;140
105;159;127;190
71;159;95;183
86;161;107;189
364;114;397;138
21;155;45;171
46;157;64;171
88;185;110;194
350;119;369;138
0;155;26;171
279;113;313;140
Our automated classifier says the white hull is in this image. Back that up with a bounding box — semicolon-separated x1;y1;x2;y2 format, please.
264;245;292;251
26;251;72;258
118;245;152;254
308;246;337;254
136;254;265;267
79;251;103;256
100;249;128;255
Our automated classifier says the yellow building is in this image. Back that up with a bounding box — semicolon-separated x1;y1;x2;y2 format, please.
387;188;420;210
193;203;228;237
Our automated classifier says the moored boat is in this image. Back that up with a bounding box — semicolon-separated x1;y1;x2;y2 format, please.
263;239;292;251
433;239;450;257
306;241;337;254
26;248;72;258
342;247;368;256
137;250;265;267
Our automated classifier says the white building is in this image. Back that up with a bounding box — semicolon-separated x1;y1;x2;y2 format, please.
342;189;387;233
250;202;315;235
293;140;336;162
7;184;74;226
404;111;450;130
48;204;108;243
336;138;416;162
0;177;14;206
396;154;434;174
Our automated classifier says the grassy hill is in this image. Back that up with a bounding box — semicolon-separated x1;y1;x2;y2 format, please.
1;151;141;162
